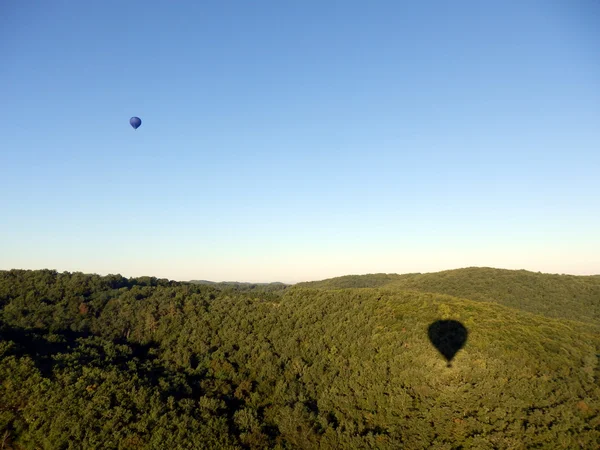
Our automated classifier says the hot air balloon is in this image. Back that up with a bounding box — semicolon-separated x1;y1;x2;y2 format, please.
130;117;142;130
428;320;468;367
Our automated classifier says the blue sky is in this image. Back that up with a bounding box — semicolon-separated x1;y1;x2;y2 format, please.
1;1;599;282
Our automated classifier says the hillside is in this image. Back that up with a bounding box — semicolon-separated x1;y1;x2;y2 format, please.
1;269;599;449
296;267;600;325
189;280;289;294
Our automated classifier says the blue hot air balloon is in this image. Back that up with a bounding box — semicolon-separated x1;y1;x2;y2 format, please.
130;117;142;130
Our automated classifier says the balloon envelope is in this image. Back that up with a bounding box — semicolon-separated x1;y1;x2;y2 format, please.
428;320;468;367
130;117;142;130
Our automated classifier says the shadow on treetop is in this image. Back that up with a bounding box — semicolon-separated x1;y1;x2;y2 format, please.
428;320;468;368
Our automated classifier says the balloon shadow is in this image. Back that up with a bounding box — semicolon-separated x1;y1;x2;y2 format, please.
428;320;468;367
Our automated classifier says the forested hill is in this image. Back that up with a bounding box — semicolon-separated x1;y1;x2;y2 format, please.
1;269;599;449
296;267;600;325
189;280;289;294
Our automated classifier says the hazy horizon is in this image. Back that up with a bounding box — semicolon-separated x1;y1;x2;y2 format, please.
1;264;598;285
2;1;599;283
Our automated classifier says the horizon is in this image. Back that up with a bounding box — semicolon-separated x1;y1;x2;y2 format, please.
2;265;599;285
2;1;599;282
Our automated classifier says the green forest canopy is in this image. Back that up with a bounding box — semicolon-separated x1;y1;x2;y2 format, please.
296;267;600;324
1;267;599;449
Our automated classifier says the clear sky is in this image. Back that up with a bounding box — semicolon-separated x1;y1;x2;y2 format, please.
1;1;599;283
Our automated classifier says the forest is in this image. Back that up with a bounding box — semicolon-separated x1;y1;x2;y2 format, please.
1;268;599;449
